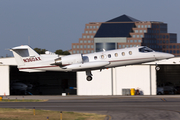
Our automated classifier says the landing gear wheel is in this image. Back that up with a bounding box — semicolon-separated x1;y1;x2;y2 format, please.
155;66;160;71
87;76;92;81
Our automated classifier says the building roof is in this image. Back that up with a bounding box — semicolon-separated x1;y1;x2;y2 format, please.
107;14;140;22
94;23;135;37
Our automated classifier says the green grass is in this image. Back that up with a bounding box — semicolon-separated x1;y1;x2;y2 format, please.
0;108;106;120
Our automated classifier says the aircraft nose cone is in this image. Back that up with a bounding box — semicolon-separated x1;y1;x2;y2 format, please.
155;52;174;60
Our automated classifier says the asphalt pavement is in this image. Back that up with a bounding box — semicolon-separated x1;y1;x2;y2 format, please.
1;95;180;120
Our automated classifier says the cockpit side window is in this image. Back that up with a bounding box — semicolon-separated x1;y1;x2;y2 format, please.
139;47;153;53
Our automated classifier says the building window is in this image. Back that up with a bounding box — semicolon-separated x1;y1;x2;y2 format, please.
130;40;133;43
177;50;179;54
87;36;90;38
88;45;90;48
88;50;90;53
138;40;141;43
140;35;144;38
91;45;94;48
123;45;125;48
80;45;83;48
84;40;87;43
115;53;118;57
89;31;92;33
134;40;137;43
91;36;93;38
77;45;79;48
80;41;83;43
77;50;79;53
84;45;86;48
126;45;129;47
88;40;91;43
73;51;76;53
119;45;121;48
93;26;96;29
137;35;139;38
87;26;89;29
141;25;144;28
148;25;151;28
138;25;140;28
84;50;86;53
73;45;76;48
135;30;138;33
93;31;96;33
81;50;83;53
83;36;86;38
91;50;94;53
90;26;92;29
173;45;176;49
85;31;88;33
145;25;147;28
133;35;136;38
140;30;142;33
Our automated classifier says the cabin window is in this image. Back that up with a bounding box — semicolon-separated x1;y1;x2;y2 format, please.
139;47;153;52
94;56;97;60
101;55;104;59
108;54;111;58
115;53;118;57
129;51;132;55
122;52;125;56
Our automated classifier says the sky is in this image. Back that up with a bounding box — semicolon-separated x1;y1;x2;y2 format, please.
0;0;180;57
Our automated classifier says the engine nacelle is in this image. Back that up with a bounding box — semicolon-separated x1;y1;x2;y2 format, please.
55;54;83;66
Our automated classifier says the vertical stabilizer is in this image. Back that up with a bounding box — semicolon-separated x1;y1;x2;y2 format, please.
10;45;41;67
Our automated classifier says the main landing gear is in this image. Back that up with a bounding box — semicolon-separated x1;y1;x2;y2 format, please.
87;76;92;81
86;70;93;81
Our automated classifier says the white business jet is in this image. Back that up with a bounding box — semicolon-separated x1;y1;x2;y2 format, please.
10;45;174;81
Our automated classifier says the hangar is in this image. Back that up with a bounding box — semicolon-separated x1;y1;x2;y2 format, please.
0;57;76;96
0;56;180;96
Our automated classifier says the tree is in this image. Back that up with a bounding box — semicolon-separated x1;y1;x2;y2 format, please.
55;49;70;55
34;48;47;54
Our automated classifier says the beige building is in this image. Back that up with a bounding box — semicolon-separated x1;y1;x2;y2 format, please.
69;14;180;56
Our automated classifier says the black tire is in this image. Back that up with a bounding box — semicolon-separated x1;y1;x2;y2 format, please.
87;76;92;81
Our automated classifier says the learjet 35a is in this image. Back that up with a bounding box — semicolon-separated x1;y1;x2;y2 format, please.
10;45;174;81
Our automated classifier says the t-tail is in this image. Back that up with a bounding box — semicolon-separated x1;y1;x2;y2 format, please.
10;45;43;72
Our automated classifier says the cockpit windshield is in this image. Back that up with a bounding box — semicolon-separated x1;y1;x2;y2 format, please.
139;47;153;53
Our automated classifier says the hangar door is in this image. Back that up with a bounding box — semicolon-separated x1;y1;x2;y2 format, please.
10;66;77;95
157;65;180;95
